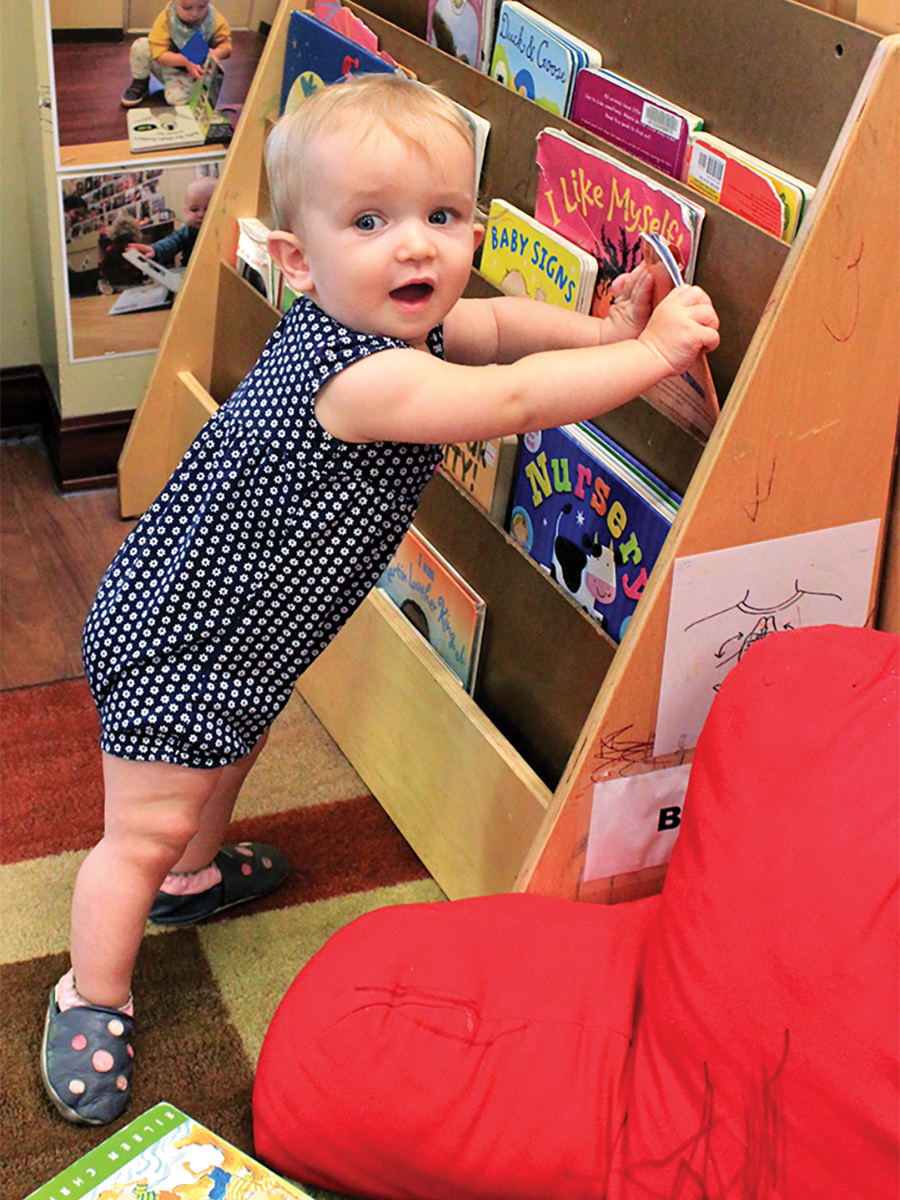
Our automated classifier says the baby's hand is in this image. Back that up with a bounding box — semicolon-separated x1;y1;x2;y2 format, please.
184;59;204;79
126;243;155;258
601;264;654;345
638;285;720;375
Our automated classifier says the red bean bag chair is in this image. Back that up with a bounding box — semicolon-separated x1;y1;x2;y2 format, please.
253;626;899;1200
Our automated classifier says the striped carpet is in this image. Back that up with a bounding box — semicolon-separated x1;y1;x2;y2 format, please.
0;677;445;1200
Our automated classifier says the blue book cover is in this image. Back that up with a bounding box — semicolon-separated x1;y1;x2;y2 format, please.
489;1;577;116
507;424;678;643
280;11;395;116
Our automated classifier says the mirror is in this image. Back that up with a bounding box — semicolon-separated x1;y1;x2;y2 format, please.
61;161;220;361
49;0;272;170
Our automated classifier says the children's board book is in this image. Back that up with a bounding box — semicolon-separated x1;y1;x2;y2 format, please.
377;526;486;693
683;132;815;244
534;127;705;317
489;1;601;117
507;422;679;643
569;68;703;180
480;198;598;311
280;10;397;116
126;54;225;153
236;216;275;303
638;229;719;438
441;435;520;523
427;0;487;68
25;1101;312;1199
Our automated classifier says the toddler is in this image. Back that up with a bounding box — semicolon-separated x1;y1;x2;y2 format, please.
122;0;232;109
41;72;718;1127
128;175;217;268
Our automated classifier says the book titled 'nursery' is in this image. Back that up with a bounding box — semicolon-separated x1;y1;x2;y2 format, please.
26;1102;311;1199
508;424;680;643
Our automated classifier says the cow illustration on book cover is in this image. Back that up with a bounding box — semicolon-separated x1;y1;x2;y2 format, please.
508;426;679;643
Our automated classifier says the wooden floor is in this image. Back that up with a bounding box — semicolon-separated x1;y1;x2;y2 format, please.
52;31;267;148
0;436;136;690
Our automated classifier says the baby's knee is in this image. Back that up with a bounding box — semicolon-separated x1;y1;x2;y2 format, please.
129;36;152;75
163;74;193;106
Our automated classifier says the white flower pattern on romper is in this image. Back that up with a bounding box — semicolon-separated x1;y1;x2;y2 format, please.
82;298;444;768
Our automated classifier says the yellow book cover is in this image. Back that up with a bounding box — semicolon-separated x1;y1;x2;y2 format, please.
480;199;596;310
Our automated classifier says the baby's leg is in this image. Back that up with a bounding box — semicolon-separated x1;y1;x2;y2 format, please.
128;36;153;81
160;68;194;106
167;732;269;875
70;754;223;1009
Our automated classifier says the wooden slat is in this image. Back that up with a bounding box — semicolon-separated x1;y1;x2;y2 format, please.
171;371;220;462
299;587;552;899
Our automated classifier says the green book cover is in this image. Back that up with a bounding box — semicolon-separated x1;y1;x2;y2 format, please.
27;1102;311;1199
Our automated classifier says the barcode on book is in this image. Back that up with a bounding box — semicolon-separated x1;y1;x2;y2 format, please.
641;101;681;140
692;147;725;191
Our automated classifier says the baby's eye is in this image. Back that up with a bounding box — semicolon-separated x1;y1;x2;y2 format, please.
354;214;384;231
429;208;455;226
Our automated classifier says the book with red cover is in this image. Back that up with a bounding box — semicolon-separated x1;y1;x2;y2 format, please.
534;127;705;317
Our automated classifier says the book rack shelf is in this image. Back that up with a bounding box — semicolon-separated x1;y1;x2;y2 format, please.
117;0;899;902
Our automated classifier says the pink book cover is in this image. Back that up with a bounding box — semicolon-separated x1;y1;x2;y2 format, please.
534;128;704;317
569;69;691;180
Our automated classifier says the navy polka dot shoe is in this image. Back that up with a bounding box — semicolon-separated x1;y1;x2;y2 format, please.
148;843;289;926
40;990;134;1125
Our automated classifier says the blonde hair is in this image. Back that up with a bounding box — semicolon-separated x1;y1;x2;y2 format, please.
265;72;476;232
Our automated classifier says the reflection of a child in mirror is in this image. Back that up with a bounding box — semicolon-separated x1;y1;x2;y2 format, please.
98;215;148;293
121;0;232;109
126;175;217;269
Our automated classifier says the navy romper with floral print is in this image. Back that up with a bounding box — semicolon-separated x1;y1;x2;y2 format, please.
82;297;444;768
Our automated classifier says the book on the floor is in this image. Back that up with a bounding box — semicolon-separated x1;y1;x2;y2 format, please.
126;54;226;153
25;1101;313;1199
569;67;703;180
534;126;705;317
377;526;486;693
682;131;815;244
479;198;598;311
489;1;602;117
507;422;680;643
441;434;520;524
280;9;397;115
638;229;719;438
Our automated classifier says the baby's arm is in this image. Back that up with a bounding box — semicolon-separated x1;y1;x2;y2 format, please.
447;264;653;365
316;283;718;445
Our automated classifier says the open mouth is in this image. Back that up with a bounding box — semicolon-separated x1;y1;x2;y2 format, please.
390;282;434;304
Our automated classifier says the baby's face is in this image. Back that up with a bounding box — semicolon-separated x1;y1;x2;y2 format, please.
183;188;211;227
174;0;210;25
293;119;480;349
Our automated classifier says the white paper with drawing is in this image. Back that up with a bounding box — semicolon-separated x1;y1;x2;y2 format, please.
654;519;880;756
584;762;692;882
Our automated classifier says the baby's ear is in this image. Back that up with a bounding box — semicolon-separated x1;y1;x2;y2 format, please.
267;231;313;293
472;222;486;253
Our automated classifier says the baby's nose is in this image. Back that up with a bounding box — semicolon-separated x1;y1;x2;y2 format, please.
397;221;435;260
